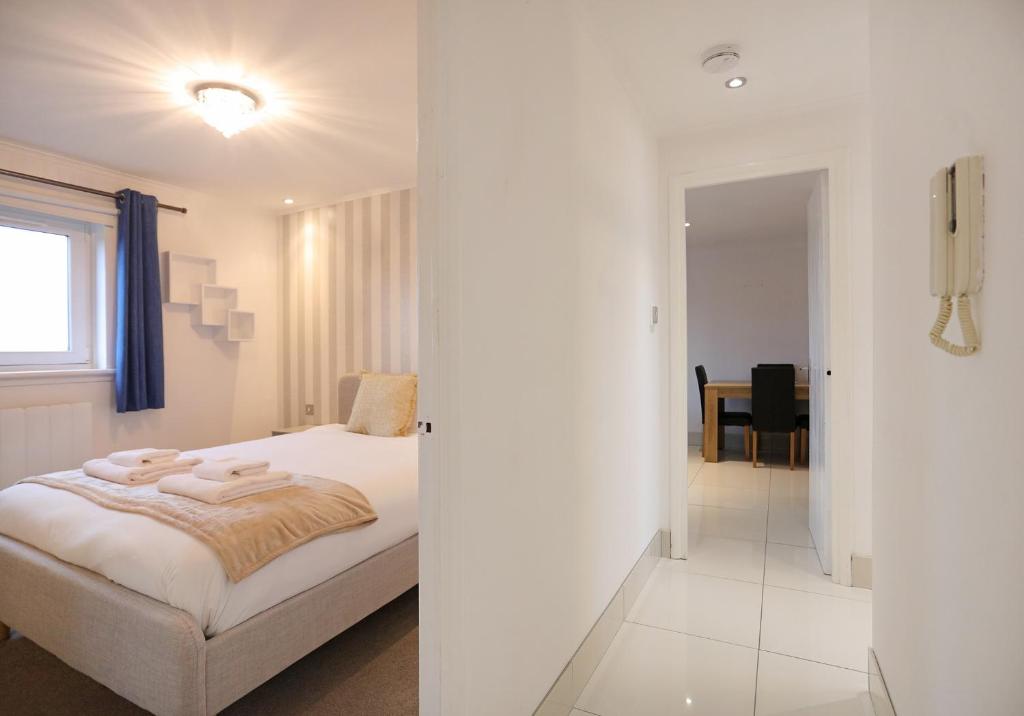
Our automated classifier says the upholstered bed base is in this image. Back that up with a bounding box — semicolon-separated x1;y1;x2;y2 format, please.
0;533;418;715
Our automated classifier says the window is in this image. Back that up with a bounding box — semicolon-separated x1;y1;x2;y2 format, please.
0;211;93;369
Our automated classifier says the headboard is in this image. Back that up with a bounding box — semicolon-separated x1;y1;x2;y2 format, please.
337;373;362;424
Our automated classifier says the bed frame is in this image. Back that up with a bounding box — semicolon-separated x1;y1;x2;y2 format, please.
0;374;413;714
0;533;417;715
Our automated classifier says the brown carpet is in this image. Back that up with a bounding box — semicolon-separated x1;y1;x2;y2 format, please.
0;588;418;715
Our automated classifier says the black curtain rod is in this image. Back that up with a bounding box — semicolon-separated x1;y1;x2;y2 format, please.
0;167;188;214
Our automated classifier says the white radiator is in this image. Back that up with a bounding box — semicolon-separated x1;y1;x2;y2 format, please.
0;403;93;489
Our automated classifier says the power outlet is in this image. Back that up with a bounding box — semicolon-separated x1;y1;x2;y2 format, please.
304;404;315;416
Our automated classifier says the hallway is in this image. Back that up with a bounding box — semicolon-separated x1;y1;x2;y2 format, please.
574;448;872;715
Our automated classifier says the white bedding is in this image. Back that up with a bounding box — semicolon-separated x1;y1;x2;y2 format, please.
0;425;418;636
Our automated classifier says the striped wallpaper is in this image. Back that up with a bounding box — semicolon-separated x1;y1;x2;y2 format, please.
278;188;417;426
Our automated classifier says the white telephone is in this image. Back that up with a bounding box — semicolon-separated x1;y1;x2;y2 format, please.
929;155;984;356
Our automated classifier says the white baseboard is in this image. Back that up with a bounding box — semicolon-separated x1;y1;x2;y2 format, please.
868;648;896;715
533;529;667;716
851;553;872;589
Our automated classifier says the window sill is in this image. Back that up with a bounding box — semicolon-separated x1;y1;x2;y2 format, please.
0;368;114;387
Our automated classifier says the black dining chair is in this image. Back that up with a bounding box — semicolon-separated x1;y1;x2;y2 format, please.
751;365;797;469
797;413;810;463
696;365;752;459
760;364;809;464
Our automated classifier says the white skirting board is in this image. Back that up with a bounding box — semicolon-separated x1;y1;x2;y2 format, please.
852;553;873;589
868;648;897;716
533;529;666;716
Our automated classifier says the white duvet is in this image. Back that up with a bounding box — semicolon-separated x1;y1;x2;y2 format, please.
0;425;418;636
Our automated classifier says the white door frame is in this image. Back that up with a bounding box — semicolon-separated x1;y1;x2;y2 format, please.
668;149;855;586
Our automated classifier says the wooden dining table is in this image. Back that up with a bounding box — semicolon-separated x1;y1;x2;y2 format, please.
702;381;810;462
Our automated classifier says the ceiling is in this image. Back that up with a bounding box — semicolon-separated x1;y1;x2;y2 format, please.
0;0;416;211
579;0;868;136
685;171;820;247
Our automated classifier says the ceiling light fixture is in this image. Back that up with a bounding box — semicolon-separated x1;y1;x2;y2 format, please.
684;221;691;227
283;198;295;205
725;76;747;89
190;81;264;138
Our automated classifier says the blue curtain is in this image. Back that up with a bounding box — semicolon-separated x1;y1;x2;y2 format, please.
115;189;165;412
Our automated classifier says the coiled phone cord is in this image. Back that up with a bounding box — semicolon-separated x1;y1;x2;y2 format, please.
929;294;980;356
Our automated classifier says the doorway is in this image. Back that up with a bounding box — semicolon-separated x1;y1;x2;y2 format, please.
669;152;854;586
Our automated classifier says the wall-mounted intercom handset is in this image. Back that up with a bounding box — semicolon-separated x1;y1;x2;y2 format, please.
929;155;984;356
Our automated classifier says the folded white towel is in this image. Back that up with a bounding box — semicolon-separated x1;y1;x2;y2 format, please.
157;472;292;504
193;457;271;482
107;448;181;468
83;457;201;485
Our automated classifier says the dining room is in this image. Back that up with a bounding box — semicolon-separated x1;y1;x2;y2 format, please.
681;167;836;575
684;171;820;470
644;164;876;705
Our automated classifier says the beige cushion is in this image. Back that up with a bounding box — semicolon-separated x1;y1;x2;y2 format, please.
345;373;418;437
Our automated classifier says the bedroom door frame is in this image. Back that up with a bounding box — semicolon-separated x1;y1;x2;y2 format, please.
667;149;856;586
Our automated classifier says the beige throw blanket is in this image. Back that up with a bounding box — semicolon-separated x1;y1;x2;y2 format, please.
21;471;378;582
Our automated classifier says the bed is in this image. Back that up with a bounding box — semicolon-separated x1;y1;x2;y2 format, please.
0;381;418;715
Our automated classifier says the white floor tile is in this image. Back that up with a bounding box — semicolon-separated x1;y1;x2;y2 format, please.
576;622;757;716
769;492;810;512
769;468;809;508
689;480;770;511
761;454;804;469
760;586;872;671
689;504;767;543
755;651;870;716
628;560;763;647
685;533;766;584
764;544;872;603
694;460;770;491
687;448;705;484
574;440;873;715
770;461;807;474
767;504;814;547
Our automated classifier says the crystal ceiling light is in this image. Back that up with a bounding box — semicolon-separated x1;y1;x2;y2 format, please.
190;81;263;138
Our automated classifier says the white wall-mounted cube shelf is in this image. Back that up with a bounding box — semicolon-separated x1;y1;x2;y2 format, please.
226;310;255;342
199;284;238;327
162;254;257;343
163;252;217;305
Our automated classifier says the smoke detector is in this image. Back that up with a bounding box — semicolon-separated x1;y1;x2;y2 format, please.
701;45;741;74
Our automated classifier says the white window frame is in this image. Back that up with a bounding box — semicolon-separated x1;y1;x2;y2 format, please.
0;208;94;370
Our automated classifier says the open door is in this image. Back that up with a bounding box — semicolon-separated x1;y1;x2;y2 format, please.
806;171;832;573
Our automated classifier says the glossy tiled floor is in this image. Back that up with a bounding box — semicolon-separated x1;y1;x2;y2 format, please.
574;447;873;716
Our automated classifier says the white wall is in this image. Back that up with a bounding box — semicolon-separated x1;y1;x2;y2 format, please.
661;101;873;556
686;236;810;440
418;1;664;712
870;1;1024;713
0;140;279;454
